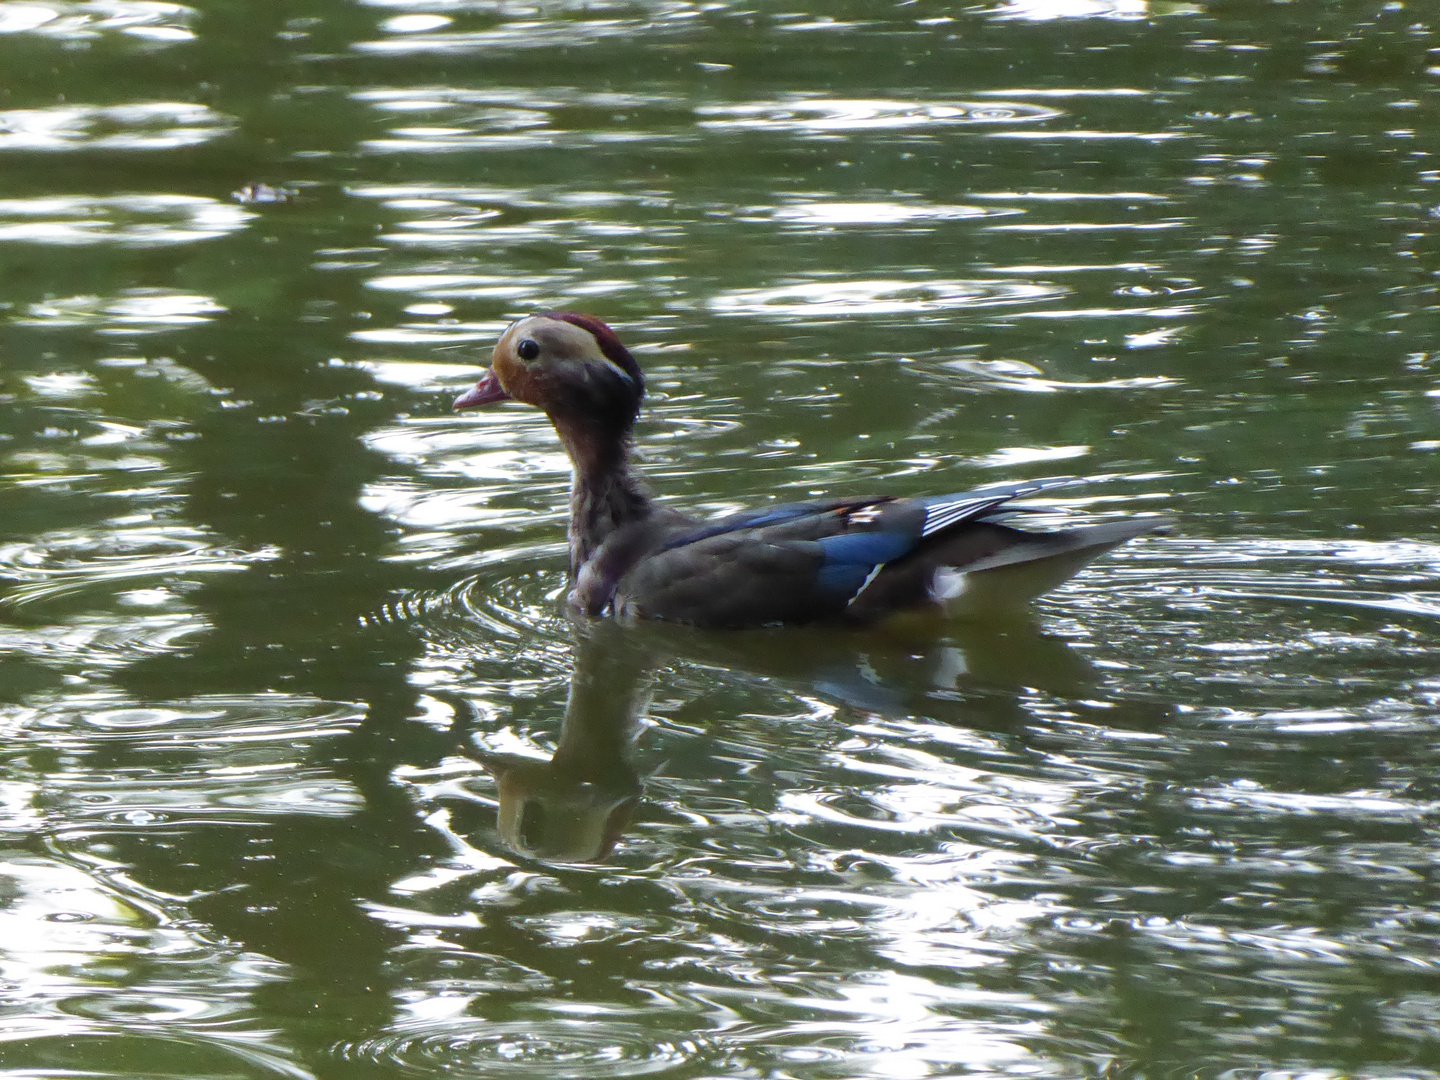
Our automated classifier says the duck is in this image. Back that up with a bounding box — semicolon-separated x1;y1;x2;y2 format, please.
453;312;1165;628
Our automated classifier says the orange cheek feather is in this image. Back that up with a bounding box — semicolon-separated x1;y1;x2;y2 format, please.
492;353;536;402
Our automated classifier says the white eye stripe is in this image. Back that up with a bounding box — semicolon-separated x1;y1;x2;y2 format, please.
555;353;637;393
597;356;634;383
565;355;634;384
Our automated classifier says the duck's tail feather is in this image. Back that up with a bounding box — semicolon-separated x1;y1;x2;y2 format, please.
933;517;1169;617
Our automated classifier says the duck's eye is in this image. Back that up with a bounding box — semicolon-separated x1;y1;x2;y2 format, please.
516;338;540;361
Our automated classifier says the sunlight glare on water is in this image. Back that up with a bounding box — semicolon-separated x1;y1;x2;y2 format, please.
0;195;252;246
0;103;234;150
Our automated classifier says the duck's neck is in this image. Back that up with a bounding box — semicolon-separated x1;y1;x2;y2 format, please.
554;417;654;577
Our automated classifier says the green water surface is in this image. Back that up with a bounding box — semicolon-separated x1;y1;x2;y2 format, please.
2;1;1440;1078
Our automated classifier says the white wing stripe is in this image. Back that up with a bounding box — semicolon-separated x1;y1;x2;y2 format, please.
921;497;991;537
846;563;886;606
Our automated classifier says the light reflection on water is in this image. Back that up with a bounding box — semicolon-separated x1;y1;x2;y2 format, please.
987;0;1187;21
16;290;227;332
0;524;275;607
710;279;1069;319
694;97;1063;133
762;200;1018;226
0;195;252;247
360;531;1440;1074
0;1;196;41
0;103;233;151
0;856;308;1079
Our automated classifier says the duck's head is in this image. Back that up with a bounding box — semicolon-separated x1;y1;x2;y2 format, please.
454;312;645;431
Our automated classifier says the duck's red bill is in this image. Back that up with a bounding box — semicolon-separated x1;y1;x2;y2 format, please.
454;370;510;410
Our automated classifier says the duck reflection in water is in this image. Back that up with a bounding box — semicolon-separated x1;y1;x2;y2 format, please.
477;625;653;863
469;614;1100;864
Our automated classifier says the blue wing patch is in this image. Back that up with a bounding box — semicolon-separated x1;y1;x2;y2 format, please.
815;563;875;599
816;531;915;565
813;531;916;601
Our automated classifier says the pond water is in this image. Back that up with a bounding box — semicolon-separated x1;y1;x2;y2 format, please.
2;1;1440;1077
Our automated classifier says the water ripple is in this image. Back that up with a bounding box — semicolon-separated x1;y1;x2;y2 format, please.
937;357;1181;393
0;611;204;669
0;195;253;246
1;689;363;749
987;0;1196;21
1097;535;1440;621
0;524;280;608
696;97;1063;134
14;289;226;332
355;87;683;153
334;1020;702;1078
709;278;1067;319
50;766;365;825
368;561;573;674
0;102;234;151
1188;781;1436;822
354;16;665;56
0;1032;312;1079
359;398;742;568
0;1;197;42
0;856;306;1080
756;200;1022;228
0;687;367;832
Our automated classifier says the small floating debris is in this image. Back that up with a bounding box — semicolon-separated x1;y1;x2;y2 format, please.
231;183;298;205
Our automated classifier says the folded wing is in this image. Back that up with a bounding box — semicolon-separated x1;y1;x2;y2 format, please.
595;478;1162;627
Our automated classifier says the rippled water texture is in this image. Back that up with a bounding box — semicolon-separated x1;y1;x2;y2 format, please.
2;2;1439;1078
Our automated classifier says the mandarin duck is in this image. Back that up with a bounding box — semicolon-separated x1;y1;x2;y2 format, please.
454;312;1164;628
